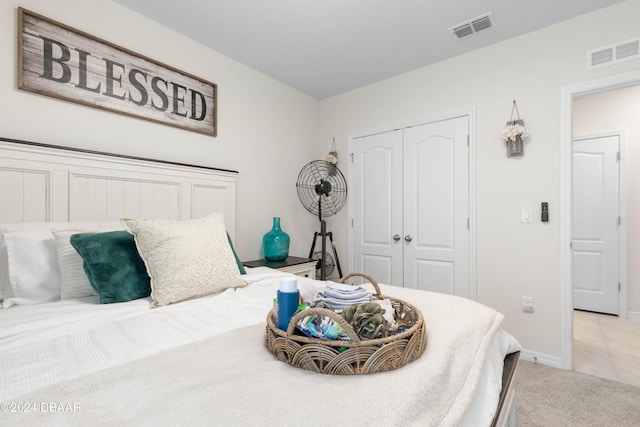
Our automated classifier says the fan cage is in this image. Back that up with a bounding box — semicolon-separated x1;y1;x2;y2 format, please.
296;160;347;217
312;250;335;277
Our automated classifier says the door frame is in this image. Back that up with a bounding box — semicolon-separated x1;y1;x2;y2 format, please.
347;108;477;300
560;70;640;370
572;130;627;315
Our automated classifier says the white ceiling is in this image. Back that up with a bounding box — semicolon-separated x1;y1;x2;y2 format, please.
113;0;625;99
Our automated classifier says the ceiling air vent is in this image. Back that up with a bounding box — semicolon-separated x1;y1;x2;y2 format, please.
616;39;640;59
449;12;495;40
591;48;614;66
587;37;640;69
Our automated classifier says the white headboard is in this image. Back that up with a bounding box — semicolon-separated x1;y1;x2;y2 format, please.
0;138;238;238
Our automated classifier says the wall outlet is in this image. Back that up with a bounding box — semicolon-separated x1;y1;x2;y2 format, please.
522;296;535;313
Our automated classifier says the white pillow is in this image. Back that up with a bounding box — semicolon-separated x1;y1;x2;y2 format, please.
121;212;247;308
0;221;122;308
0;235;12;302
3;229;61;306
52;229;99;300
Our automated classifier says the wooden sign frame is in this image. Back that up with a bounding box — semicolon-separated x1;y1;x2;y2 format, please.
18;8;217;137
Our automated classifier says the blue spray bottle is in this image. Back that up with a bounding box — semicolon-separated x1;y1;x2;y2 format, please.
277;277;300;331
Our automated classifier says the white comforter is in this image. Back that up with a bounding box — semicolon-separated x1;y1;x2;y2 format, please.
0;268;520;426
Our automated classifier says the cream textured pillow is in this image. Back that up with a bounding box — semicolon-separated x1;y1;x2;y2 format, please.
121;212;247;307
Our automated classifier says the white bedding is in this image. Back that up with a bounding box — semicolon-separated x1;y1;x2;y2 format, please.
0;267;520;426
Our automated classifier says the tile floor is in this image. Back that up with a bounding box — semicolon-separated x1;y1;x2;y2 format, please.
573;309;640;388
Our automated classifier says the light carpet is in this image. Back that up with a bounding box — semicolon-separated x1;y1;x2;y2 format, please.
514;360;640;427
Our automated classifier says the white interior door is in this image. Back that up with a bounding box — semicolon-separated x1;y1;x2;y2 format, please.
572;134;620;315
351;130;403;285
403;116;469;296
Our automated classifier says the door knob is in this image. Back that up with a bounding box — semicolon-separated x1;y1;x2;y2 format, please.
404;235;413;242
393;234;401;241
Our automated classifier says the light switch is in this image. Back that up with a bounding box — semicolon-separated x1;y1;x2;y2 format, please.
521;207;533;223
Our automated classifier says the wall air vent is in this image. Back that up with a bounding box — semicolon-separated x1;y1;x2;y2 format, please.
587;37;640;69
449;12;495;40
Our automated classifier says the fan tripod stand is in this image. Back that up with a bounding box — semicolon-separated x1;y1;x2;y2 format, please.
296;159;348;281
308;219;343;281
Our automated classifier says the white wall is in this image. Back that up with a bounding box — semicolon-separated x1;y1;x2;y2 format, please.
573;84;640;315
4;0;639;361
0;0;320;261
319;0;640;360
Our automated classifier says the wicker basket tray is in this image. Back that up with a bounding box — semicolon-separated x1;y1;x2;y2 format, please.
265;272;427;375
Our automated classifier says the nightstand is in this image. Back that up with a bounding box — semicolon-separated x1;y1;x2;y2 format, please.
243;256;317;280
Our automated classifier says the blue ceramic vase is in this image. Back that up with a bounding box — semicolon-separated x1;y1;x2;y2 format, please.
263;217;290;261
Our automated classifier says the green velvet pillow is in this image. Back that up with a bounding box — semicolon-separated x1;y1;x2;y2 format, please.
227;232;246;275
70;230;151;304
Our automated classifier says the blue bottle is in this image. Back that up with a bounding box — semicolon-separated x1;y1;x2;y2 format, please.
277;278;300;331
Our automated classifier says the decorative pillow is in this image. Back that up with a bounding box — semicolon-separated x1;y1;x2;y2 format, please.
70;231;151;304
52;229;99;300
227;233;246;275
2;229;61;305
121;212;248;307
0;233;14;303
0;221;122;308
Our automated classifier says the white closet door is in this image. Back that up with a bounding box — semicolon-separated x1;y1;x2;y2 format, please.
350;115;470;297
352;130;404;286
402;116;469;296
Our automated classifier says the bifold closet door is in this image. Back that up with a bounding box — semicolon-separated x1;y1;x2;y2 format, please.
402;116;469;296
352;130;404;286
351;115;470;297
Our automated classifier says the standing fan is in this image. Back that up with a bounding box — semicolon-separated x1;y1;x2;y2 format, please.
296;160;347;280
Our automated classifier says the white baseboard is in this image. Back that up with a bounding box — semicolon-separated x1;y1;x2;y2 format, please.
525;312;640;372
627;310;640;321
520;349;563;369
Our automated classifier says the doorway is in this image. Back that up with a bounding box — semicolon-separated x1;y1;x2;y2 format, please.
561;71;640;372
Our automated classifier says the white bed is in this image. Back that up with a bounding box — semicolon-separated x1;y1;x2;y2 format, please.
0;138;521;426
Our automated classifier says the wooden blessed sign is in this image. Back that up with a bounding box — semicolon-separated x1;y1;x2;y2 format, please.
18;8;217;137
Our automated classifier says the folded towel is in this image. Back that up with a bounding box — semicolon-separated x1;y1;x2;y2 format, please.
314;295;372;311
322;288;369;300
324;281;366;294
314;281;372;311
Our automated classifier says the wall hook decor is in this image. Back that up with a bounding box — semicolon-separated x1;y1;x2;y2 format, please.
326;137;339;175
326;137;338;165
501;100;529;157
